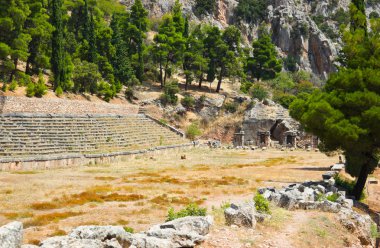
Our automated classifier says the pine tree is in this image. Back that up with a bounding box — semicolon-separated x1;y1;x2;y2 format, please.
0;0;31;81
51;0;68;90
290;0;380;200
248;27;282;81
25;0;54;75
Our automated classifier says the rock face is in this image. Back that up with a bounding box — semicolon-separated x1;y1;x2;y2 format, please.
0;222;23;248
119;0;380;78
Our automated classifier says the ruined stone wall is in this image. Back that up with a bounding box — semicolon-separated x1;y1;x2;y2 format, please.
0;96;139;115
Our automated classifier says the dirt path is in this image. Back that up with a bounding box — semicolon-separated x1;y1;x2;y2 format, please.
258;211;310;248
202;211;310;248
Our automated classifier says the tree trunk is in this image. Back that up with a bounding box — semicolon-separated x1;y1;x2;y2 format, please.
216;76;222;93
352;162;370;200
159;62;163;88
198;76;203;89
9;58;18;82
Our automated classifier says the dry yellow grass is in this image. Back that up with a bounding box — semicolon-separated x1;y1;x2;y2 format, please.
0;148;341;244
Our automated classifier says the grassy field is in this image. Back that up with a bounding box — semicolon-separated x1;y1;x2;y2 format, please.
0;147;374;246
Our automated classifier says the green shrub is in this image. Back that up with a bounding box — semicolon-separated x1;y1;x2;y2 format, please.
273;92;297;109
181;94;195;109
125;87;134;101
185;122;202;141
26;82;35;97
55;86;63;97
223;101;238;113
1;83;7;92
326;193;339;202
9;81;17;92
160;81;179;106
34;75;48;98
371;223;379;238
250;84;268;101
97;81;115;102
240;80;253;94
166;203;207;222
123;226;134;233
220;201;231;210
235;0;268;24
159;119;168;125
254;194;271;214
316;193;326;202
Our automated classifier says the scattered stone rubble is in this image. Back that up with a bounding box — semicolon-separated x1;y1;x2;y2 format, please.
1;216;213;248
258;171;375;246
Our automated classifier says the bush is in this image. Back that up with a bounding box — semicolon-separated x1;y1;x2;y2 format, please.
55;86;63;97
223;101;238;113
254;194;270;214
250;84;268;101
273;92;297;109
125;87;134;101
1;83;7;92
186;122;202;141
26;83;35;97
97;81;116;102
34;81;48;98
160;81;179;105
326;193;339;202
181;94;195;110
235;0;268;24
240;80;253;94
9;81;17;92
123;226;134;233
166;203;207;222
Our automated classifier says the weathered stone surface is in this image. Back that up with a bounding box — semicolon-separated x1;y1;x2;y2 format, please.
224;202;257;228
322;171;338;180
0;221;23;248
330;163;345;171
21;245;39;248
130;216;213;248
40;236;122;248
69;225;132;247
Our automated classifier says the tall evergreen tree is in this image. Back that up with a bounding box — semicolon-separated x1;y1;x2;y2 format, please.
247;27;282;81
129;0;148;82
290;0;380;199
25;0;53;75
50;0;68;90
110;13;133;85
0;0;31;81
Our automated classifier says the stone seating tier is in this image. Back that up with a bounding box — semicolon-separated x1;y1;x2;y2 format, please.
0;114;186;158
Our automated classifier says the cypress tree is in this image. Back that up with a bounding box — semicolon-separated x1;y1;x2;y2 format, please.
50;0;67;90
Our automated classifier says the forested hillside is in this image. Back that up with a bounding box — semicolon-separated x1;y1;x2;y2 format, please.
0;0;379;108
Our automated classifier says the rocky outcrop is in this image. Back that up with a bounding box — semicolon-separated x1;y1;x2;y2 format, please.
0;222;23;248
7;216;212;248
258;173;376;246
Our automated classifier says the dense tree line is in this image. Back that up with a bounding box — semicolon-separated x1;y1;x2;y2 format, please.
0;0;285;101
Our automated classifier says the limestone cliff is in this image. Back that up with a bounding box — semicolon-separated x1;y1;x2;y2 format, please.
119;0;380;79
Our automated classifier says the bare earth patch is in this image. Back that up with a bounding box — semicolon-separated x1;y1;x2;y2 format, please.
0;148;374;246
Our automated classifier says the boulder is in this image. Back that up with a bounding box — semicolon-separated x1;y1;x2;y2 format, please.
40;236;122;248
129;216;212;248
330;163;345;171
0;222;23;248
69;225;132;247
318;200;341;213
130;233;174;248
224;202;256;228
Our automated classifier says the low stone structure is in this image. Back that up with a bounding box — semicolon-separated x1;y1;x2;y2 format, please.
2;216;213;248
241;100;317;148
